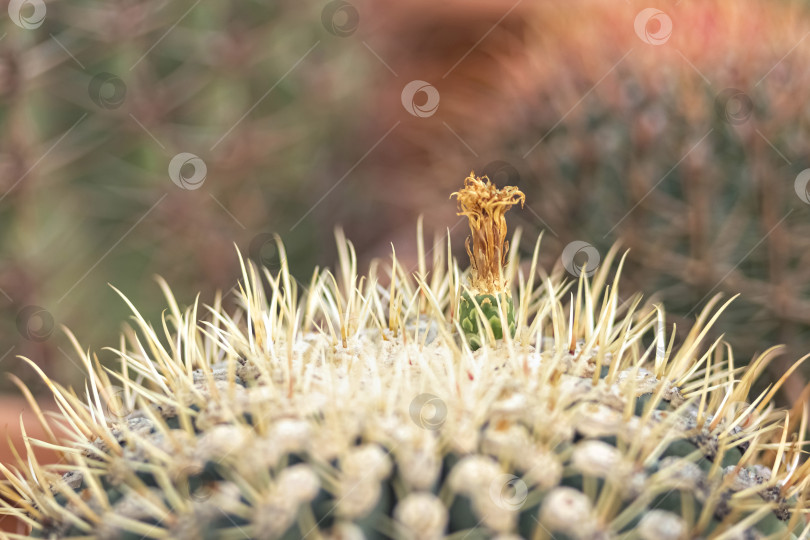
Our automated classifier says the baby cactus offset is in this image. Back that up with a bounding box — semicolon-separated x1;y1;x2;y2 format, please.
1;180;810;539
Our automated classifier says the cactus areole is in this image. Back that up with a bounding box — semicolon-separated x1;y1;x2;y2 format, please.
2;173;810;539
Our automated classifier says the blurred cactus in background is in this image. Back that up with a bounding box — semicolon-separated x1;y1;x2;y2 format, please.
349;0;810;400
510;0;810;400
0;0;376;390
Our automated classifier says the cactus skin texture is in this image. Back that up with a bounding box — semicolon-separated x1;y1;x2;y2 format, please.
459;291;515;350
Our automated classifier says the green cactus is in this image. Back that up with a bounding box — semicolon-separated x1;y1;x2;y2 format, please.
1;186;809;538
459;291;515;350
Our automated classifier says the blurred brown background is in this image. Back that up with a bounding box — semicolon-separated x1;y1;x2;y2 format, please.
1;0;810;413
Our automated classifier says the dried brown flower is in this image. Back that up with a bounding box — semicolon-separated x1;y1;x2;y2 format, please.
451;172;525;294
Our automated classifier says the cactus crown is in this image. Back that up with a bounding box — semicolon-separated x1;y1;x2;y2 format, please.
451;172;525;295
